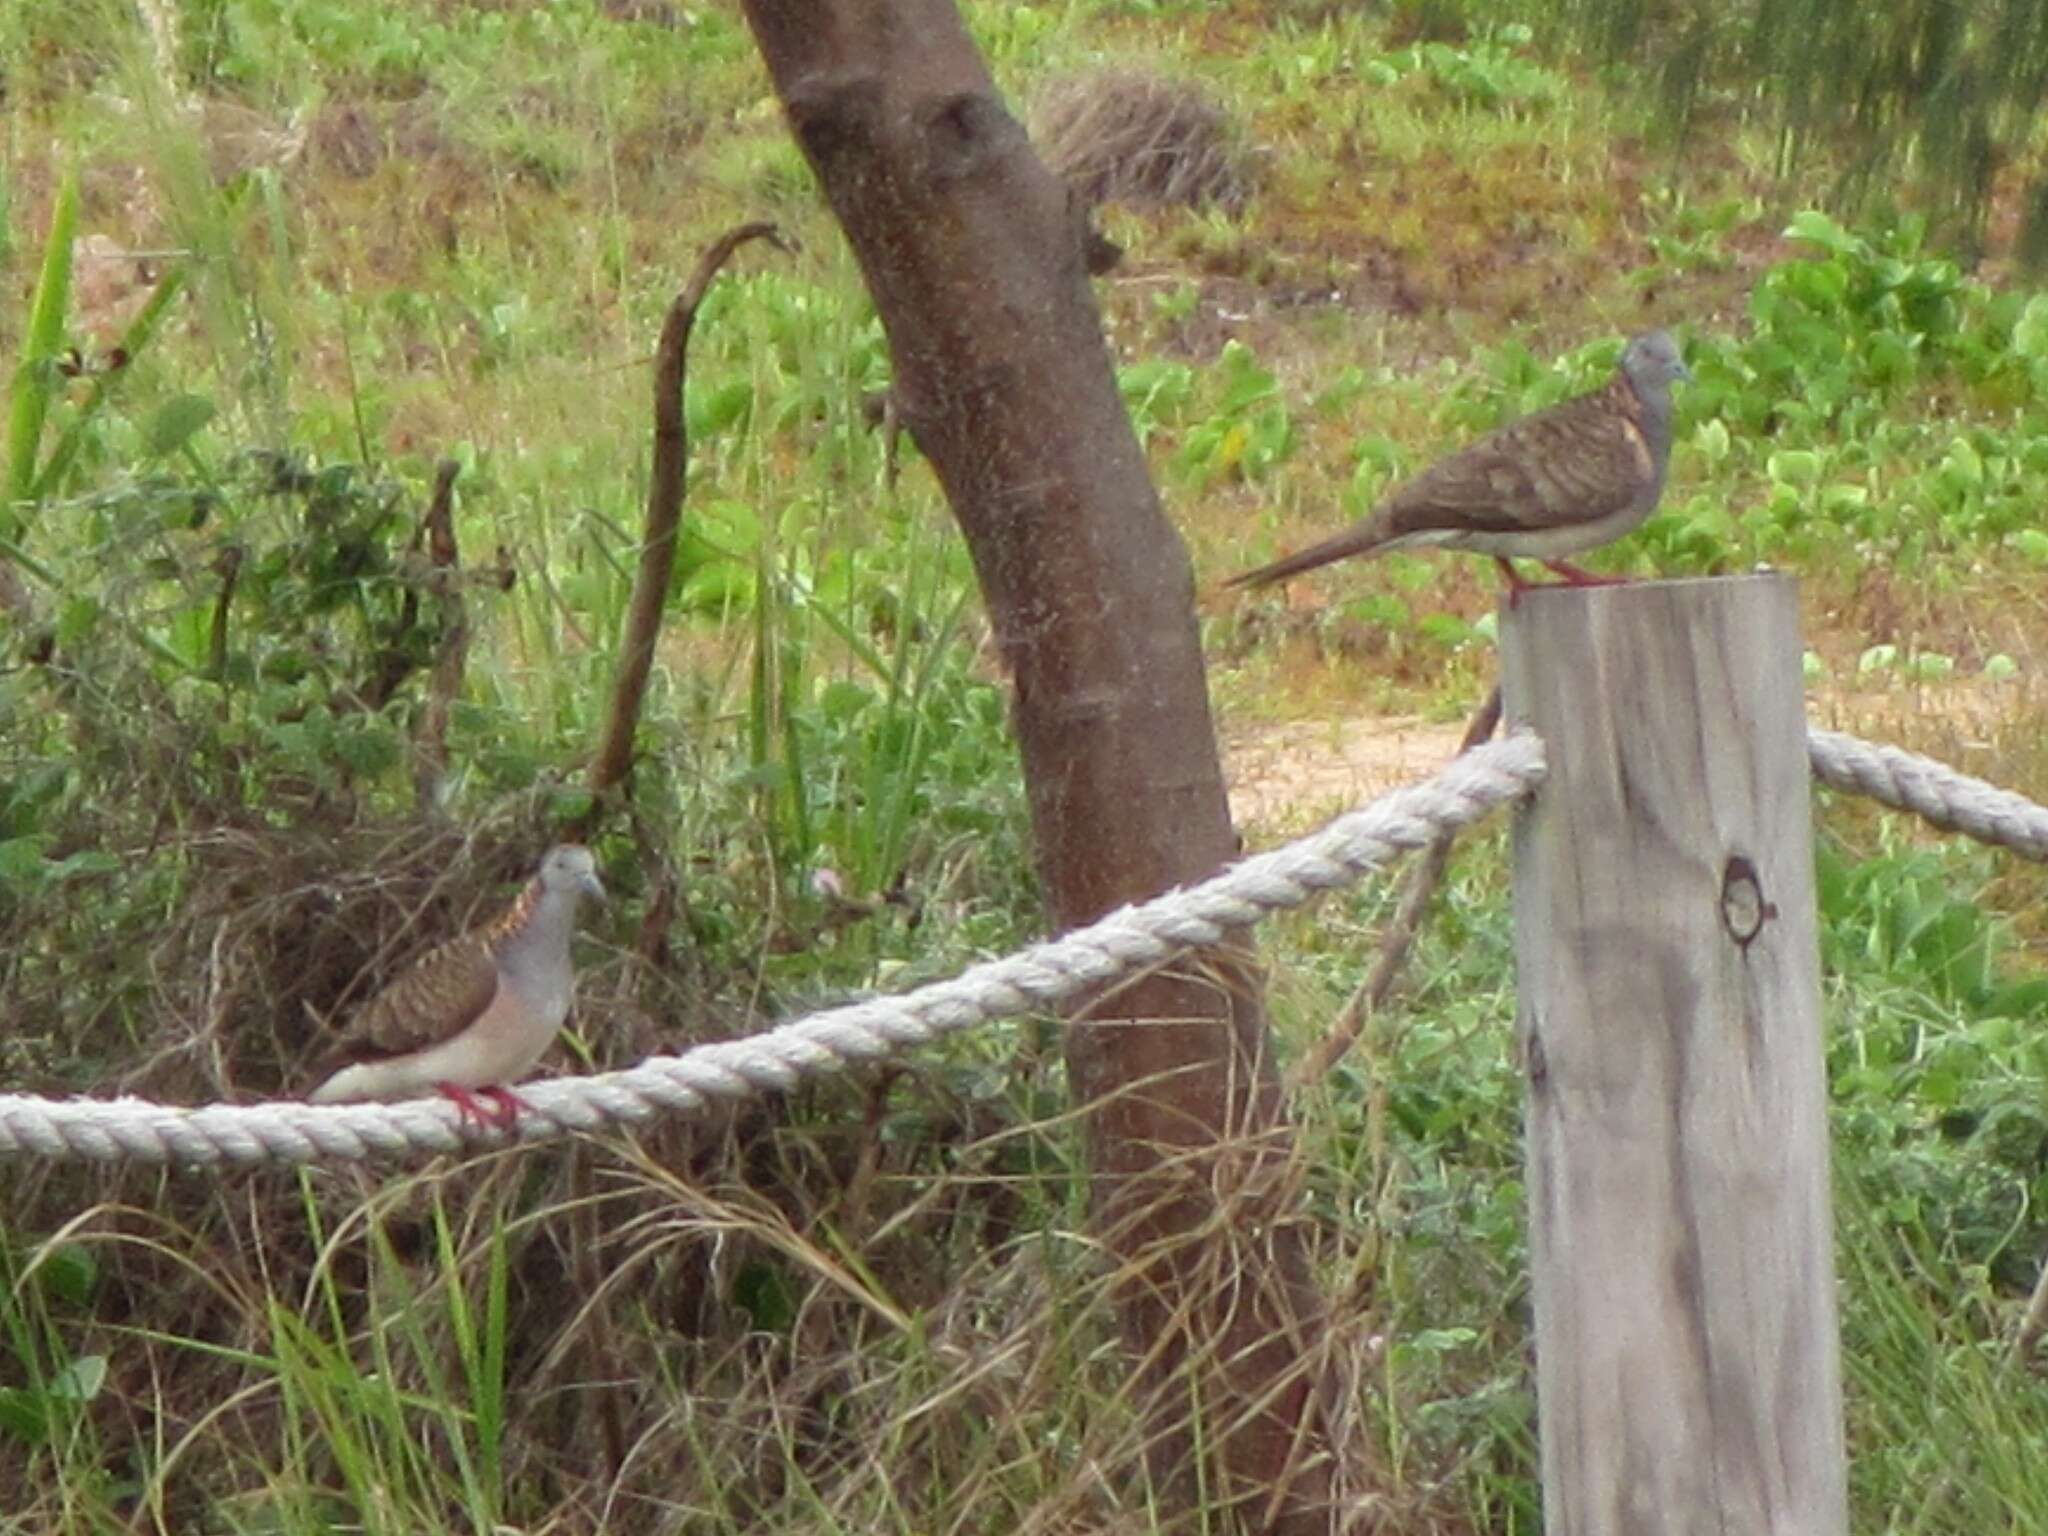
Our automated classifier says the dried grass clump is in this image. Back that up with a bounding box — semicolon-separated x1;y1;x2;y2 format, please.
1031;70;1255;215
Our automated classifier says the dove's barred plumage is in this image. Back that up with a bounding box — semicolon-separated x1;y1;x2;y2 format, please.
307;845;606;1124
1226;330;1689;593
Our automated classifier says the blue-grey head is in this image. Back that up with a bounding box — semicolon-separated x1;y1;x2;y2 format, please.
1619;330;1691;396
539;843;607;904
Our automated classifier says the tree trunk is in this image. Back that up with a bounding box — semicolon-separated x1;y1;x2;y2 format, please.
738;5;1360;1529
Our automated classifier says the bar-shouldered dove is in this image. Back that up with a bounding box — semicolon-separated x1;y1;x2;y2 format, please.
1225;330;1690;598
307;844;606;1127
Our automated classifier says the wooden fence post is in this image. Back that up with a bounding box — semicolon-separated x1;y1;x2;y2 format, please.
1501;573;1847;1535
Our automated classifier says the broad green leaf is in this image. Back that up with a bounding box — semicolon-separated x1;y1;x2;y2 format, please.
1766;449;1821;486
36;1245;96;1302
46;1355;105;1403
1784;209;1858;256
2013;294;2048;360
686;379;752;438
1904;652;1955;681
1693;417;1731;463
1941;437;1983;489
2005;529;2048;564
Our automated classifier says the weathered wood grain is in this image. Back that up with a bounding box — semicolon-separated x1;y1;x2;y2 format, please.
1502;573;1846;1536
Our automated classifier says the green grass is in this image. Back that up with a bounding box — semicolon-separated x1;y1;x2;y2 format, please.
4;0;2048;1531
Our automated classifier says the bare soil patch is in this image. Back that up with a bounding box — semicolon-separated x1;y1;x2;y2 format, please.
1225;711;1469;834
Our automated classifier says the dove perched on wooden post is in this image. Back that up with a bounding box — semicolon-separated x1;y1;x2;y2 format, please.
1225;330;1690;598
307;844;606;1128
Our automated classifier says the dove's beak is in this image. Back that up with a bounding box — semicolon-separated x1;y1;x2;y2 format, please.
581;871;608;903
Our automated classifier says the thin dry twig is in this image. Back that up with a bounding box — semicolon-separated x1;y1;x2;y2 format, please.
1285;684;1504;1091
413;458;466;814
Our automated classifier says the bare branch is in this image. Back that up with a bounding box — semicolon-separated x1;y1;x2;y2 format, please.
572;222;790;843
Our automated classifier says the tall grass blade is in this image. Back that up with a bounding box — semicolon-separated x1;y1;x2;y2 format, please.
30;261;192;500
5;165;79;522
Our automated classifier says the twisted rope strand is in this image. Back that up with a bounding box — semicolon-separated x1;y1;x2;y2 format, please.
0;735;1549;1165
1807;728;2048;863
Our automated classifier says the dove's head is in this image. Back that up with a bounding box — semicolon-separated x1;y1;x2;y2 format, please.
1620;330;1691;394
538;844;607;904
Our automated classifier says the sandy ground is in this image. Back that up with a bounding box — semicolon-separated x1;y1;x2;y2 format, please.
1221;674;2041;839
1223;712;1469;835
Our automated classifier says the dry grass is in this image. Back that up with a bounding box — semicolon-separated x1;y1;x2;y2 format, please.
1032;70;1256;216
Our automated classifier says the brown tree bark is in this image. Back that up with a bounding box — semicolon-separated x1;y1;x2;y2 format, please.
738;6;1362;1529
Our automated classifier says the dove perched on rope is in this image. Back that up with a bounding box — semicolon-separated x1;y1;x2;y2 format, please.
307;844;607;1128
1225;330;1690;598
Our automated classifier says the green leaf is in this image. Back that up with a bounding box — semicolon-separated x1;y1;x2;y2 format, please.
1784;209;1859;257
0;1389;50;1446
46;1355;105;1403
686;379;753;438
1767;449;1821;486
1416;612;1479;649
1403;1326;1479;1356
2012;294;2048;360
2006;529;2048;565
1941;437;1983;490
5;165;79;514
731;1259;797;1334
31;262;193;499
546;785;594;821
142;394;218;459
55;595;101;648
331;717;401;777
0;836;47;881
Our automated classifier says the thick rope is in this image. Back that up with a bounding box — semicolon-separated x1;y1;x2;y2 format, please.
6;727;2046;1167
1807;729;2048;863
0;735;1549;1165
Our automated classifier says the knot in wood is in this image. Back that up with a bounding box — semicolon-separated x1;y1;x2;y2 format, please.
1719;855;1776;948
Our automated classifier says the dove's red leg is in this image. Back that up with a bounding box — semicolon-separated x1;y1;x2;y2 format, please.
436;1081;526;1131
1541;559;1628;587
477;1086;530;1129
1496;557;1534;608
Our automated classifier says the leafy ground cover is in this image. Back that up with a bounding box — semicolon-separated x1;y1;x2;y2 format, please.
3;1;2048;1530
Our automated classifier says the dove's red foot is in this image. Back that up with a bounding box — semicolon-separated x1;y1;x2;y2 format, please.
1496;558;1535;609
436;1082;528;1131
1540;559;1628;587
1497;557;1631;607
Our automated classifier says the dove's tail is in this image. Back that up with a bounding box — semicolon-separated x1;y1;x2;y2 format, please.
1222;521;1392;590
